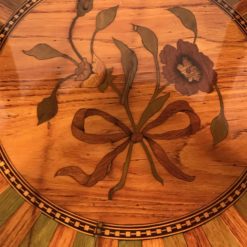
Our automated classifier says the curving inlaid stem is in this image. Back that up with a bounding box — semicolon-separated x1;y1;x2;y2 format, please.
69;16;84;61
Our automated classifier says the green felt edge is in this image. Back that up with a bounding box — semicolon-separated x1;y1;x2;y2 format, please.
118;240;142;247
163;233;187;247
202;217;240;247
0;187;24;227
234;192;247;221
73;232;96;247
19;214;58;247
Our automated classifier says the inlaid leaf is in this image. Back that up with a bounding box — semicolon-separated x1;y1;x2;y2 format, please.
77;0;93;17
168;7;197;41
23;44;63;60
133;24;158;57
37;94;58;125
113;38;138;104
0;188;24;227
96;6;119;32
98;68;114;92
211;112;229;145
138;93;170;129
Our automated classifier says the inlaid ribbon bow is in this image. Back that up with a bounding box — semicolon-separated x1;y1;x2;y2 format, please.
56;100;201;199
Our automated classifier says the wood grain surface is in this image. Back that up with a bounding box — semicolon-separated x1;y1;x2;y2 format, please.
184;227;211;247
98;238;118;247
0;0;246;245
234;192;247;221
73;232;95;247
234;0;247;18
0;203;40;247
0;0;246;227
221;207;247;246
163;234;187;247
142;238;164;247
19;214;58;247
0;0;25;26
49;225;76;247
0;173;9;193
0;187;24;226
202;218;241;247
119;241;142;247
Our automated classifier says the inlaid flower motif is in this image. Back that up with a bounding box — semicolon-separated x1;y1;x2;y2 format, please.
23;3;229;200
160;39;216;96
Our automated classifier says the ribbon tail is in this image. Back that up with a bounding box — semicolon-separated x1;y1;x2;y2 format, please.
108;142;134;200
86;139;129;186
141;141;164;185
55;166;89;185
146;138;195;182
55;139;129;186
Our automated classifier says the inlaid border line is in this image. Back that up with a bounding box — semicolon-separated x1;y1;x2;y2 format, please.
0;0;246;240
0;145;97;226
0;0;246;51
0;143;246;230
0;0;43;50
211;0;247;35
0;144;246;240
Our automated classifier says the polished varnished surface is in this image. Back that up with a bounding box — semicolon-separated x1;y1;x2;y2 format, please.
0;176;246;246
0;0;246;241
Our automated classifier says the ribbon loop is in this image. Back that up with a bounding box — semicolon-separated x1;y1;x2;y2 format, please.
57;100;201;199
72;108;132;144
143;100;201;140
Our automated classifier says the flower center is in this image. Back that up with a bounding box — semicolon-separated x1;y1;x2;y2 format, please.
177;56;201;83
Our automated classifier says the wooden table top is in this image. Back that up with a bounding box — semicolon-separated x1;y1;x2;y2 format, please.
0;0;246;244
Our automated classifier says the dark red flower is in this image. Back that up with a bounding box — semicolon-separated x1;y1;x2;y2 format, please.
160;39;216;96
